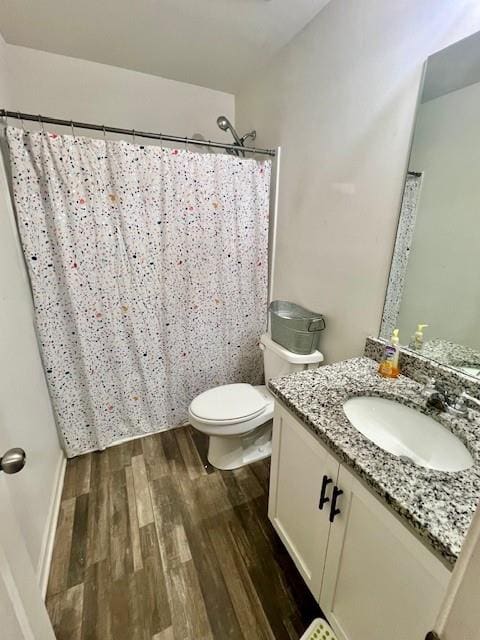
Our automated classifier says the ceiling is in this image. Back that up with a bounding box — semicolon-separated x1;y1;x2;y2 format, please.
0;0;331;93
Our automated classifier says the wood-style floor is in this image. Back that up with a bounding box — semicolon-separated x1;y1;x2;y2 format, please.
46;426;321;640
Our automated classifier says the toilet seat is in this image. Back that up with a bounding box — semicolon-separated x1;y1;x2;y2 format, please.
188;384;274;437
189;383;267;425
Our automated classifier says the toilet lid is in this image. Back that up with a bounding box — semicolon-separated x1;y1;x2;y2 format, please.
190;383;267;424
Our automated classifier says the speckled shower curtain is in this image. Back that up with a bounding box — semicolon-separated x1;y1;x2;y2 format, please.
7;127;271;456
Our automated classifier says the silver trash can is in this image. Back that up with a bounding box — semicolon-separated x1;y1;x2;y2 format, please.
269;300;325;355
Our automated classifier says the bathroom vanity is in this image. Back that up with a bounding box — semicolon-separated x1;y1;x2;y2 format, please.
267;356;480;640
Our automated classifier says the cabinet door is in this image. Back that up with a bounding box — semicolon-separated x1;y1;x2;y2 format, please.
268;403;339;598
321;465;451;640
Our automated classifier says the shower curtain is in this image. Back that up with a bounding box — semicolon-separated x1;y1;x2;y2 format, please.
7;127;271;456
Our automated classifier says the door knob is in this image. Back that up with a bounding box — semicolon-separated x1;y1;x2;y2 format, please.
0;448;26;474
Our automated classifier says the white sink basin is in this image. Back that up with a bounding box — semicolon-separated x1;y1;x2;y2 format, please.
343;396;473;472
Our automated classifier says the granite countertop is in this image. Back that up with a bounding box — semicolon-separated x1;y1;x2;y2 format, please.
268;356;480;567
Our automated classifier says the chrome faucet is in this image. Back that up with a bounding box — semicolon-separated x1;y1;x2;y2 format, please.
421;378;480;418
421;378;453;412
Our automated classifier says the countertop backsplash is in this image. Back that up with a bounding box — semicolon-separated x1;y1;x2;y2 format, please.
365;336;480;399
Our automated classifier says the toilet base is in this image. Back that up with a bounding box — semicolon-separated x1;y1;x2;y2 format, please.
207;420;273;470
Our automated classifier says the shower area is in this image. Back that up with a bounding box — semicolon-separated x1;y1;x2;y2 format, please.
1;109;276;457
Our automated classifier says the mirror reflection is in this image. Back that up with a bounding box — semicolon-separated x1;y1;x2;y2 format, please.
381;30;480;378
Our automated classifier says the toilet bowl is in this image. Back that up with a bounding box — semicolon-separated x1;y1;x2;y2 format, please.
188;333;323;470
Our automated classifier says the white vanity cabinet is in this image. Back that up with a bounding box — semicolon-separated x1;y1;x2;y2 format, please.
269;402;451;640
268;402;340;597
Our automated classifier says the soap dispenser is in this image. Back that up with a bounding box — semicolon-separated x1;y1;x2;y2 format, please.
409;324;428;351
378;329;400;378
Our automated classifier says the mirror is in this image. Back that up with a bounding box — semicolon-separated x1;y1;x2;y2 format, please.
381;30;480;378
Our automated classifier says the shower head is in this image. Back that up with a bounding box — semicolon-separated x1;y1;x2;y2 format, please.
216;115;243;151
216;115;232;132
216;115;257;158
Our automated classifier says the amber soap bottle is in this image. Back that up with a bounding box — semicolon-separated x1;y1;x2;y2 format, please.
378;329;400;379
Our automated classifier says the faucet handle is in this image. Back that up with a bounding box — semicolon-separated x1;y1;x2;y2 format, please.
420;377;437;397
446;391;480;418
458;392;480;413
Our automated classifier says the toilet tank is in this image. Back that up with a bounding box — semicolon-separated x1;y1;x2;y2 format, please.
259;333;324;383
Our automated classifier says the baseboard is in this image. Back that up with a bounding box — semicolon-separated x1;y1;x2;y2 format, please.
37;451;66;599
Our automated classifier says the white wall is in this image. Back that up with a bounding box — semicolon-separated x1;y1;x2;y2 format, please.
235;0;480;363
398;81;480;350
5;44;235;140
0;32;9;103
0;32;64;589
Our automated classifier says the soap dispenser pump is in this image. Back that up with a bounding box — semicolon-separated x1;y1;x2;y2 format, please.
409;324;428;351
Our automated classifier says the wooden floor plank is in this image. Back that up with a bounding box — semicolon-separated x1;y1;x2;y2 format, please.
139;523;172;634
132;454;154;527
176;479;245;639
142;432;169;480
63;454;92;499
208;519;274;640
47;583;84;640
109;469;134;581
168;559;213;640
68;493;90;588
89;449;110;491
110;575;133;640
47;497;76;597
231;499;319;638
86;477;109;567
131;437;143;457
152;627;174;640
187;425;215;474
128;570;152;640
108;440;134;472
183;470;232;525
126;466;144;572
250;458;271;493
150;475;192;570
47;427;322;640
174;427;206;480
82;561;112;640
232;465;265;501
160;429;188;477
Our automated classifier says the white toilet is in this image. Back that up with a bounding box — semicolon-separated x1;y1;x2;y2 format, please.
188;333;323;470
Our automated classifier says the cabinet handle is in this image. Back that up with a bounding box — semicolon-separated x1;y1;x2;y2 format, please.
319;475;332;510
329;486;343;523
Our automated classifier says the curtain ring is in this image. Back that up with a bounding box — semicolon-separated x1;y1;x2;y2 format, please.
70;120;76;139
184;136;188;151
17;111;25;130
102;125;107;142
132;128;136;144
38;114;45;134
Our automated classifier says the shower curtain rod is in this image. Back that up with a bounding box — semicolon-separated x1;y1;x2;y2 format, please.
0;109;276;157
